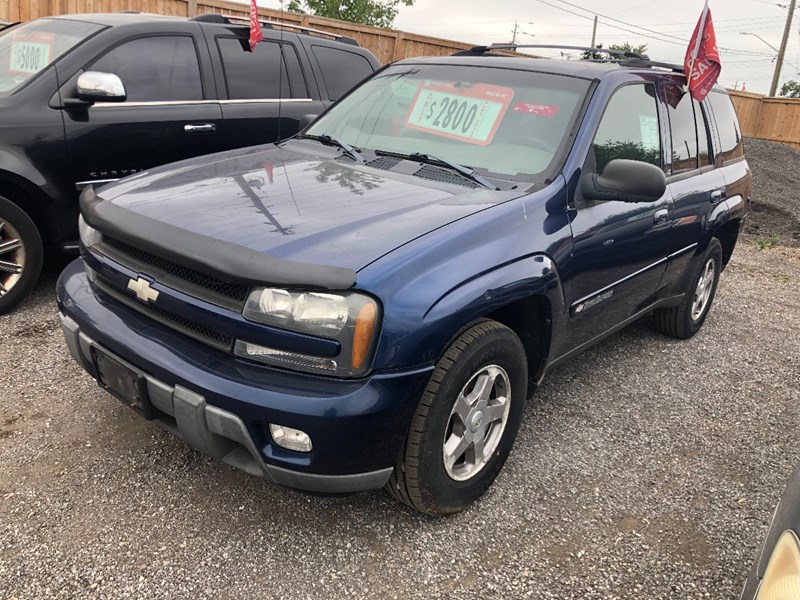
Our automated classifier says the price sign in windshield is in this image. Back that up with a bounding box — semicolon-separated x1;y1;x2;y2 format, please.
9;32;54;76
404;82;514;146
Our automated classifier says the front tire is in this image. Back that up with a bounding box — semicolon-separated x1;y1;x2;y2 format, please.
0;196;43;315
653;238;722;339
386;320;528;516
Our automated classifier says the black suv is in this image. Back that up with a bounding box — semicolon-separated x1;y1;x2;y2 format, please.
0;12;379;313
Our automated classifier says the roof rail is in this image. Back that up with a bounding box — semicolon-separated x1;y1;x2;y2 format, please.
190;13;359;46
454;43;647;59
618;57;685;73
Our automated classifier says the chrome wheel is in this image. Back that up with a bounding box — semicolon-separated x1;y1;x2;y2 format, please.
0;219;25;298
691;258;716;322
442;364;511;482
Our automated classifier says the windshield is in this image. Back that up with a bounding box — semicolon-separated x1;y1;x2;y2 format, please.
0;18;103;97
305;63;591;183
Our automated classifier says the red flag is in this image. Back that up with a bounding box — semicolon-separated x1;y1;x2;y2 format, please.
684;3;721;102
249;0;263;52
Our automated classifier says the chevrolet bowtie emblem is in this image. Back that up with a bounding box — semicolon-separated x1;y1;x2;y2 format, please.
127;277;159;303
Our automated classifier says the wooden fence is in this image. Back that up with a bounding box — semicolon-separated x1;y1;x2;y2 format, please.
729;90;800;151
1;0;482;63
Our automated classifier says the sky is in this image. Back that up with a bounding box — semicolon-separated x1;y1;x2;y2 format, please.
266;0;800;95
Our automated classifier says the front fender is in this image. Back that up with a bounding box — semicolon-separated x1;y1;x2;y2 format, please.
372;254;567;372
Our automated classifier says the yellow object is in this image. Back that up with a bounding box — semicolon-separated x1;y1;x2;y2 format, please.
757;530;800;600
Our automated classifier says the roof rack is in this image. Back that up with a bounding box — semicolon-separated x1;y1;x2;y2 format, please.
189;13;359;46
454;43;648;59
453;43;685;73
618;57;685;73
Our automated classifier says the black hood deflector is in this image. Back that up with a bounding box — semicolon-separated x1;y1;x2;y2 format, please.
80;187;357;290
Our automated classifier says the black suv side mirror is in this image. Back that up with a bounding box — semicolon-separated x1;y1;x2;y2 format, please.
580;159;666;203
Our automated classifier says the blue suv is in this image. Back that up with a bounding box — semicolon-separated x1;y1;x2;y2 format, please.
57;47;751;515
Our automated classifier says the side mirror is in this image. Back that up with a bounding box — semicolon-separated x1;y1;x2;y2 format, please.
580;159;666;203
298;113;320;131
76;71;126;103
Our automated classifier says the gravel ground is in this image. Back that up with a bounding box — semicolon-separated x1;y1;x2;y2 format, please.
2;144;800;599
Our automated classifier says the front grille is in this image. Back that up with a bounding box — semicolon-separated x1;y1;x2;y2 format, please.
94;273;234;352
413;165;479;188
101;236;250;305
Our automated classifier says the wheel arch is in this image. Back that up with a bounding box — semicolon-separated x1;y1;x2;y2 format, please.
419;253;566;397
0;169;58;243
713;217;741;270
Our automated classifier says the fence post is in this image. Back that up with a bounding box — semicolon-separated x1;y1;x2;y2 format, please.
393;31;405;62
187;0;198;16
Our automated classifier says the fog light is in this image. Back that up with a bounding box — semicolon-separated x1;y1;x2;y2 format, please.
269;424;313;452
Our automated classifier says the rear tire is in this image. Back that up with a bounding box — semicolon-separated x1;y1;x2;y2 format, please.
653;238;722;339
386;320;528;516
0;196;43;315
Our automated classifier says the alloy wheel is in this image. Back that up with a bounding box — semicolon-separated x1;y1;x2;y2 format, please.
442;364;512;482
0;220;25;298
691;258;716;322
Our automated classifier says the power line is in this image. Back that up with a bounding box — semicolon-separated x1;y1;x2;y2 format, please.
531;0;775;56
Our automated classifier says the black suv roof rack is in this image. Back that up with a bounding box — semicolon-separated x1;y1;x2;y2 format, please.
453;43;685;72
190;13;359;46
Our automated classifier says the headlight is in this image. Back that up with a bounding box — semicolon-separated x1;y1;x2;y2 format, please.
78;215;101;248
238;287;380;377
756;530;800;600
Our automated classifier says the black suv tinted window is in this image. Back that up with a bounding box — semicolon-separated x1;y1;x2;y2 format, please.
593;83;661;173
696;101;712;166
707;91;744;163
89;36;203;102
311;45;373;101
218;38;307;99
666;87;698;174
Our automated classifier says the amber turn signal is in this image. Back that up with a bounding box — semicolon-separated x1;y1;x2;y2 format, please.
352;301;377;370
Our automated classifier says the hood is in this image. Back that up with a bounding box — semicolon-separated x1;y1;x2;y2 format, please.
96;140;523;274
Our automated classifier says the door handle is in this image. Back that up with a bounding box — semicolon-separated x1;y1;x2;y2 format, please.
653;208;669;224
710;189;726;203
184;123;216;134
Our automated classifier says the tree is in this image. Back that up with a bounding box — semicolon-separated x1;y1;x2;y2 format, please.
780;80;800;98
286;0;414;28
581;42;649;60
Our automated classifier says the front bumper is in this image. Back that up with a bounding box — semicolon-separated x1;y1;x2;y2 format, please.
57;259;434;493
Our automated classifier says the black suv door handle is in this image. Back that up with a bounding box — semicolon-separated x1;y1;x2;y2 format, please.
653;208;669;224
710;189;726;203
184;123;216;134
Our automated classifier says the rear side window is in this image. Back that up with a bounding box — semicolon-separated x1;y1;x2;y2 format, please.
89;36;203;102
665;86;698;174
707;91;744;163
217;38;307;99
311;45;374;101
696;101;712;166
592;83;661;173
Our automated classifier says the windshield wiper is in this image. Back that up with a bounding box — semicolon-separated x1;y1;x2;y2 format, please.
298;133;365;163
376;150;498;191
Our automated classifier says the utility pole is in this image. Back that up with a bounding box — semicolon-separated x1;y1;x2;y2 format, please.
590;15;598;49
770;0;797;96
511;21;519;45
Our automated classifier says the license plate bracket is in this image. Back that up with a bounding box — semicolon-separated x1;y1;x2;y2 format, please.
91;346;155;419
